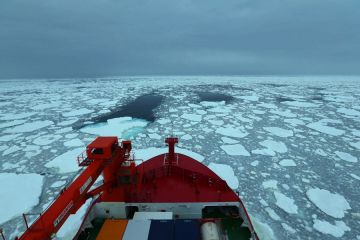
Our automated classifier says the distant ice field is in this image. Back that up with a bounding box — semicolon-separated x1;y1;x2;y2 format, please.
0;76;359;239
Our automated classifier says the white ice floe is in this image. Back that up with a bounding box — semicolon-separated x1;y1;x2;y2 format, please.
334;151;357;163
0;134;21;142
0;112;36;121
258;103;277;109
208;119;224;126
157;118;171;125
283;101;318;108
56;199;92;239
274;192;298;214
200;101;225;107
251;148;276;156
281;223;296;234
221;137;239;144
33;135;62;146
208;163;239;189
262;180;278;189
51;180;67;188
62;108;94;117
4;120;54;133
313;219;350;237
58;119;78;126
251;160;259;166
148;133;161;140
337;107;360;117
349;141;360;150
263;127;293;138
350;173;360;180
0;173;43;224
80;117;148;139
306;188;351;218
284;118;305;125
251;217;276;240
265;207;281;221
133;147;204;162
237;95;259;101
0;120;27;129
64;139;84;147
259;140;288;153
307;121;345;136
45;147;84;173
2;145;21;156
181;113;202;122
216;127;248;138
270;110;297;118
279;159;297;167
181;134;192;140
220;144;250;156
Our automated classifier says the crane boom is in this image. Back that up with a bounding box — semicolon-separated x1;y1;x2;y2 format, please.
18;137;130;240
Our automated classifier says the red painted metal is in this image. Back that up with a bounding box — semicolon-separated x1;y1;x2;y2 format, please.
17;136;259;240
18;137;128;240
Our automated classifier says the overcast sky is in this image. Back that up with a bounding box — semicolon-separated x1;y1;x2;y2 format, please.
0;0;359;79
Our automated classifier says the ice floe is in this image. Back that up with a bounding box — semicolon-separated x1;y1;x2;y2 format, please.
4;120;54;133
0;120;27;129
263;127;293;138
216;127;248;138
349;141;360;150
80;117;148;139
45;147;84;173
259;140;287;154
307;121;345;136
334;151;357;163
33;135;62;146
283;101;318;108
0;173;43;224
220;144;250;156
133;147;205;162
62;108;94;117
57;199;92;239
262;180;278;189
64;139;84;147
208;163;239;189
313;219;350;237
279;159;297;167
274;192;298;214
306;188;351;218
337;107;360;117
221;137;239;144
0;112;36;121
181;113;202;122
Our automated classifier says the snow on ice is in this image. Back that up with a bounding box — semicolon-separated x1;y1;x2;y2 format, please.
208;163;239;189
220;144;250;156
0;173;43;224
45;148;84;173
306;188;351;218
263;127;293;138
274;191;298;214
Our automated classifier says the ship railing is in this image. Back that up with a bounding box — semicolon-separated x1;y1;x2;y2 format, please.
77;151;91;166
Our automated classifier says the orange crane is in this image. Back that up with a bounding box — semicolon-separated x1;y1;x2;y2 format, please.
17;137;132;240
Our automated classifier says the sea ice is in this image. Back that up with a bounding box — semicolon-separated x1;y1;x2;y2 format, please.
306;188;351;218
80;117;148;139
279;159;297;167
33;135;62;146
216;127;248;138
307;121;345;136
64;139;84;147
283;101;318;108
220;144;250;156
0;120;27;129
208;163;239;189
0;173;43;224
45;148;84;173
4;120;54;133
51;180;67;188
221;137;239;144
238;95;259;101
62;108;94;117
337;107;360;117
0;112;36;121
265;207;281;221
313;219;350;237
259;140;287;153
263;127;293;138
262;180;278;189
334;151;357;163
0;134;21;142
56;199;92;239
274;192;298;214
181;113;202;122
349;141;360;150
133;147;205;162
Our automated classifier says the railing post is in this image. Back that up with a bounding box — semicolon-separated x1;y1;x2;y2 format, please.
0;228;6;240
23;213;29;229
